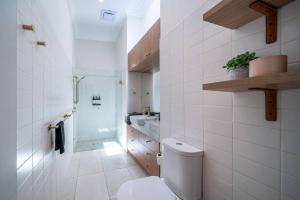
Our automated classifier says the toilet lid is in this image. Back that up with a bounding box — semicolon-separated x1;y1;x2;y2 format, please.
117;176;178;200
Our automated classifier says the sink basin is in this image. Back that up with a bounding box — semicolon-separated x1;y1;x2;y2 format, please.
130;115;158;126
129;115;160;142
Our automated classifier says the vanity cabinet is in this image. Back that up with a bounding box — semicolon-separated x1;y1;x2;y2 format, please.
127;126;160;176
128;19;160;72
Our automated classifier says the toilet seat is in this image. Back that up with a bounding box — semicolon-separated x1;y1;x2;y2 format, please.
117;176;179;200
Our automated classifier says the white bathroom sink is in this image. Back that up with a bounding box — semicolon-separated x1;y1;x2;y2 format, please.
130;115;158;126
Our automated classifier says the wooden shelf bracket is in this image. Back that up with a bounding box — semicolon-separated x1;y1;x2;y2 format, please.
264;89;277;121
249;88;277;121
249;0;278;44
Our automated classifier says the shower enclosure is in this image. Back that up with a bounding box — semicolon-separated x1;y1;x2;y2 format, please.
73;74;123;152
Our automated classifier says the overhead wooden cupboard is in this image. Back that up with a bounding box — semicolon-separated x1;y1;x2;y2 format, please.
128;19;160;72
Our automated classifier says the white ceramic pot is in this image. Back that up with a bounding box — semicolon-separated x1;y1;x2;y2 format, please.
228;68;249;80
249;55;287;77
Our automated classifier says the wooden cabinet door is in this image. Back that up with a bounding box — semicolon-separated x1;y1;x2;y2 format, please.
128;47;138;70
140;32;152;62
145;150;160;176
150;19;160;55
128;19;160;72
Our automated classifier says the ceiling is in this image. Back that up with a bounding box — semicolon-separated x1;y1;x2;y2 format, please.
69;0;152;42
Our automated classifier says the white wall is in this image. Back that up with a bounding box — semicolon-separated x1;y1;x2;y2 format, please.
160;0;300;199
115;21;128;148
128;72;142;113
127;17;144;52
152;71;160;112
39;0;74;61
127;72;154;113
17;0;74;200
127;0;160;52
0;1;17;200
75;39;117;71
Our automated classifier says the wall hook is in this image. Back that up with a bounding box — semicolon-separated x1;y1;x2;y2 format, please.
22;24;35;32
36;41;46;46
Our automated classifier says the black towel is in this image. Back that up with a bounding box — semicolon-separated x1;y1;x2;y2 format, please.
55;121;65;154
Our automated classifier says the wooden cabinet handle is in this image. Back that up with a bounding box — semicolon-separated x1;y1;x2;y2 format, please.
146;140;152;143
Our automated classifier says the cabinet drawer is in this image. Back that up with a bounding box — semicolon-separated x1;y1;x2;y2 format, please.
145;151;160;176
127;126;138;144
140;134;159;153
128;144;138;158
135;143;147;167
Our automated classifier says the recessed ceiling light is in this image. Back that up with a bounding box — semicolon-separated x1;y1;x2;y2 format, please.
98;0;104;2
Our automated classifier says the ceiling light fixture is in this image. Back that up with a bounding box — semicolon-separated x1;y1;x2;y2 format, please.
98;0;104;2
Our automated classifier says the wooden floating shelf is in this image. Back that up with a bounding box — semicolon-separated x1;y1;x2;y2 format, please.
203;0;294;44
203;70;300;92
203;70;300;121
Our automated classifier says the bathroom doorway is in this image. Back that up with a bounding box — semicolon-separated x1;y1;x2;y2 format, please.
73;74;123;152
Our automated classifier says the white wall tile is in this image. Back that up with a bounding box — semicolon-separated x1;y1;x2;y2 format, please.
234;106;280;129
204;105;233;122
234;140;280;170
204;91;232;106
281;90;300;109
204;143;232;169
282;131;300;155
205;131;232;153
280;0;300;22
282;173;300;199
282;109;300;133
204;118;232;138
234;155;280;190
281;15;300;43
234;123;280;149
234;173;280;200
282;152;300;178
282;39;300;64
17;0;74;199
161;0;300;199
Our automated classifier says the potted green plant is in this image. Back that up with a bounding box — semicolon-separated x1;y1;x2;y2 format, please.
223;51;257;80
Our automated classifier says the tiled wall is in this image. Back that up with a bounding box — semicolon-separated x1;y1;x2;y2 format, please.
0;1;18;200
116;23;128;148
17;0;74;200
160;0;300;199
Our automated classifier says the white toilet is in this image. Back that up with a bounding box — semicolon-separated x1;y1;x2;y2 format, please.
117;138;204;200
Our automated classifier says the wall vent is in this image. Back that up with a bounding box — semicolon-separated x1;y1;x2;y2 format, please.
100;9;116;22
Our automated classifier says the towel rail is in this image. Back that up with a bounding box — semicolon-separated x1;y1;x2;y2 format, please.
48;111;73;131
48;124;59;130
63;112;74;121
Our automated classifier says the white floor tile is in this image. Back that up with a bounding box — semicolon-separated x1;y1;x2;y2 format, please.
128;165;148;179
75;173;109;200
105;168;134;198
54;140;148;200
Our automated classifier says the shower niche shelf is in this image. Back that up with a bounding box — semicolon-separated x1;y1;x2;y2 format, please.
92;96;101;106
202;70;300;121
